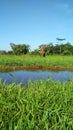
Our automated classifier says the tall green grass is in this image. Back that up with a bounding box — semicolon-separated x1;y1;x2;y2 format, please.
0;55;73;67
0;79;73;130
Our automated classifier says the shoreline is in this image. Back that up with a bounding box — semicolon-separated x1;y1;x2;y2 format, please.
0;65;73;72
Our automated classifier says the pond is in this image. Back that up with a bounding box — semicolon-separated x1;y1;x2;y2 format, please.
0;70;73;86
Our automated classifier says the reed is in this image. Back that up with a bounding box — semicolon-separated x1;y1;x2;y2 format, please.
0;79;73;130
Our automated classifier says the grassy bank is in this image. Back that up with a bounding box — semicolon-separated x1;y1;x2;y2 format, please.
0;55;73;71
0;79;73;130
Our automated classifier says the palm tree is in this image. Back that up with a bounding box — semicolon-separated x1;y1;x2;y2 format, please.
56;38;66;54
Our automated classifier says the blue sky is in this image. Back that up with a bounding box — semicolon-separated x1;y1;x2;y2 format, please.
0;0;73;51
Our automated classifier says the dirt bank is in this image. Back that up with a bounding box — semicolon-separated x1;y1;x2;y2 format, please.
0;65;73;72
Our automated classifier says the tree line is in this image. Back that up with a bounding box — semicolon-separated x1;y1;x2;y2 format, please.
32;42;73;56
0;38;73;56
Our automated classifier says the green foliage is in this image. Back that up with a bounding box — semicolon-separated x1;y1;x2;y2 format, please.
0;50;7;55
30;49;39;55
1;41;73;56
0;79;73;129
7;51;13;55
63;50;71;55
10;43;30;55
56;37;66;41
46;42;73;55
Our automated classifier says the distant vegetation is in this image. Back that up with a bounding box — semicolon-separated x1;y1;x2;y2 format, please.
10;43;30;55
0;38;73;70
0;38;73;56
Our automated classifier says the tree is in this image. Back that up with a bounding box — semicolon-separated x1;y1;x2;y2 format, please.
56;38;66;54
10;43;30;55
47;43;54;54
63;42;73;55
54;44;61;54
31;49;39;55
0;50;6;55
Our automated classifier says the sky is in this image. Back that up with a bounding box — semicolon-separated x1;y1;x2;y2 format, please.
0;0;73;51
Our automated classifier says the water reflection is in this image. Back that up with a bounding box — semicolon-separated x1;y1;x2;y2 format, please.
0;70;73;86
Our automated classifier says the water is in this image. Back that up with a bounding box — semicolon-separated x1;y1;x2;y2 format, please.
0;70;73;86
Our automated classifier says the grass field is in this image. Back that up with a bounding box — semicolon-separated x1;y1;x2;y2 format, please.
0;55;73;129
0;79;73;130
0;54;73;71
